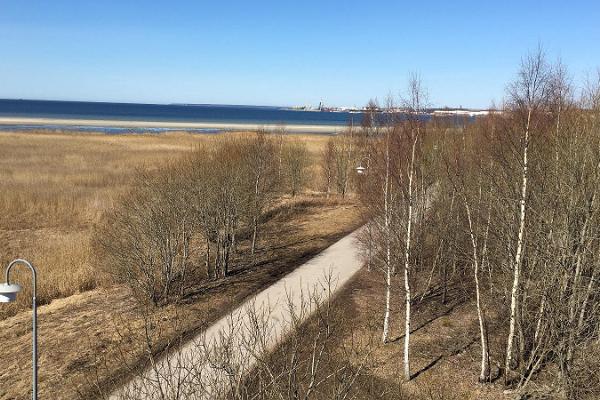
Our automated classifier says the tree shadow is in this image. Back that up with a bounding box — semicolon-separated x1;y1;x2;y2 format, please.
407;337;479;381
388;301;464;343
411;354;443;380
447;337;477;357
180;229;351;304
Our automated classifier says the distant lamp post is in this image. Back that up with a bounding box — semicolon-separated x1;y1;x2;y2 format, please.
355;156;370;175
354;157;372;271
0;259;38;400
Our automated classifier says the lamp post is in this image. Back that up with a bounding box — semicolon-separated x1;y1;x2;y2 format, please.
0;259;38;400
355;156;370;175
354;157;373;270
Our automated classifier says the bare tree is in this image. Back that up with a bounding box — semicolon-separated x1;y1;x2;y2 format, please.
397;73;429;380
282;139;309;197
381;125;393;344
243;131;277;255
275;124;287;187
504;46;550;381
445;131;493;383
332;130;357;197
95;167;194;306
321;139;335;198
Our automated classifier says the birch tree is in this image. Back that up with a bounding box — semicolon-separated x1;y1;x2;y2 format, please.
504;47;550;380
446;130;493;382
382;126;393;344
397;73;428;380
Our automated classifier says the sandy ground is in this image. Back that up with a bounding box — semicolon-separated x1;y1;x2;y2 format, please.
110;229;364;399
0;117;346;134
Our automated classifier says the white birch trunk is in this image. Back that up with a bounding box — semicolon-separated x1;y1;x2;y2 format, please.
383;262;391;343
403;135;418;381
506;109;531;378
464;200;491;382
382;132;392;344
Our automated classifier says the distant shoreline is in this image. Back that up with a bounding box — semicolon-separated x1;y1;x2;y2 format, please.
0;117;346;134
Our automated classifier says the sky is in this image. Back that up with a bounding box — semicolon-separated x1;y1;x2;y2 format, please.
0;1;599;109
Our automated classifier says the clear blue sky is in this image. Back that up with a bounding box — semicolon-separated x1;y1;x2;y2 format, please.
1;1;599;108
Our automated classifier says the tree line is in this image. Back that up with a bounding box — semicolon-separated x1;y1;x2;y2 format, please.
94;48;600;398
353;50;600;398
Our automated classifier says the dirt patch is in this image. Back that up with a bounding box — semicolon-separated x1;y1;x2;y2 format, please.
287;267;511;400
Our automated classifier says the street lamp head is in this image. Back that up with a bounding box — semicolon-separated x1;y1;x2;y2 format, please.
0;283;22;303
355;165;366;175
1;258;37;399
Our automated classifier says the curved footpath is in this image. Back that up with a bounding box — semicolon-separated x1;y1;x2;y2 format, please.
110;228;364;399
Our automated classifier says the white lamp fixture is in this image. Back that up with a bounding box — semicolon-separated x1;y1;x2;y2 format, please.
0;282;22;302
355;156;370;175
1;259;38;400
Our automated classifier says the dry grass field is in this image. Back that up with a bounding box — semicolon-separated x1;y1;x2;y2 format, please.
0;131;200;317
0;129;363;400
0;130;331;318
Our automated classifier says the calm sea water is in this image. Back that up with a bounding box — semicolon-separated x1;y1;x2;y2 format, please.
0;99;363;129
0;99;468;135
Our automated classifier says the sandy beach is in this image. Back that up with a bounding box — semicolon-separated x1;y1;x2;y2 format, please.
0;116;346;134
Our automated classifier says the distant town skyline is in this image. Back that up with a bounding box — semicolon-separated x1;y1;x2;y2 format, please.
1;1;599;108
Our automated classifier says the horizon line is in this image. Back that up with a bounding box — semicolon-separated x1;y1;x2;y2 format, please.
0;97;492;111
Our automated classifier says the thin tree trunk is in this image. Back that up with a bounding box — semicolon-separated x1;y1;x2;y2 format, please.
383;263;391;344
382;132;392;344
577;266;597;331
403;135;418;381
179;222;189;298
367;222;373;272
215;236;221;278
566;192;596;366
251;216;258;255
464;200;491;382
441;261;448;305
251;172;261;256
506;108;531;380
205;236;212;279
441;191;456;305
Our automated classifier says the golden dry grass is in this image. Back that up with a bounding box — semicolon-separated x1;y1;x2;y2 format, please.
0;129;356;399
0;130;332;318
0;195;362;400
0;131;199;317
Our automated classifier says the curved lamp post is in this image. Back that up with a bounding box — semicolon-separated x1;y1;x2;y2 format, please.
0;259;37;400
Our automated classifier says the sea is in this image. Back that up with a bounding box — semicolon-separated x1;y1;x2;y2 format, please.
0;99;365;134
